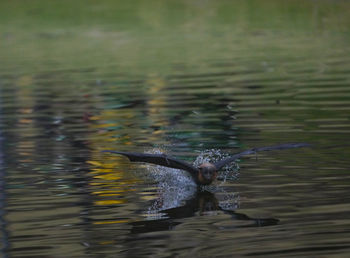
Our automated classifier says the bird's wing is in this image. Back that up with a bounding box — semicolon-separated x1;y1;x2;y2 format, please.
214;143;311;171
102;150;198;176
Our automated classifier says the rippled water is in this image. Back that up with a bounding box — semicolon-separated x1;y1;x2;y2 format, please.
1;1;350;257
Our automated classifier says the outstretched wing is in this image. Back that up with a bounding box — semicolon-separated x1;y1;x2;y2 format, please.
214;143;311;171
102;150;198;176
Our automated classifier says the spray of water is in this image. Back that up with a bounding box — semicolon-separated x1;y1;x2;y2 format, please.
194;149;240;185
144;148;197;217
142;148;241;217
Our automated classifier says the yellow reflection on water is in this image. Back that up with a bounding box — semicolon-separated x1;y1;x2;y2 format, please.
94;219;130;225
86;109;141;210
94;199;126;206
146;76;169;141
85;78;172;213
13;76;37;163
87;156;138;206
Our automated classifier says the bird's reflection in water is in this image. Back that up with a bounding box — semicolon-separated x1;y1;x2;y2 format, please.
129;190;279;234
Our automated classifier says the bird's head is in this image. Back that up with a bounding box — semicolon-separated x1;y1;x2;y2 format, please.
198;163;217;185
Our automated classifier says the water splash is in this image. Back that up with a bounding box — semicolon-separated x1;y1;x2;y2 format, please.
194;150;241;211
194;149;240;184
143;148;241;217
144;148;197;217
217;189;241;211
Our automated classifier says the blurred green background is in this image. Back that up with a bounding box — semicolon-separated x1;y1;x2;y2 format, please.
1;0;350;75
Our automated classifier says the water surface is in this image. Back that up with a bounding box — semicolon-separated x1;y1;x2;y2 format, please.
1;1;350;257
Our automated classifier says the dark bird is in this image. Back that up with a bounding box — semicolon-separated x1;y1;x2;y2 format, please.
102;143;310;186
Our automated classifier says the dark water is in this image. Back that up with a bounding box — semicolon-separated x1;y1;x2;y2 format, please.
1;1;350;257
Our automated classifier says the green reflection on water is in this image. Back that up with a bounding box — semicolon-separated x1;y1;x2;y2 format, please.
1;0;350;75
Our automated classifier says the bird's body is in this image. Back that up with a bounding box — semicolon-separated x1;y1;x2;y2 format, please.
102;143;310;186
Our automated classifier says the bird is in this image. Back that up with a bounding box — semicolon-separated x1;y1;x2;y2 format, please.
102;143;310;186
